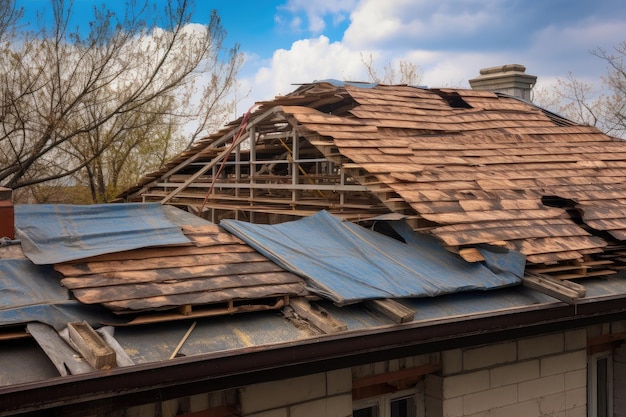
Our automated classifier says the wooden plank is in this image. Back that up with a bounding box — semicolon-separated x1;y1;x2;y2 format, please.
0;327;29;340
70;271;305;304
526;251;586;265
522;273;586;304
161;106;283;204
61;261;287;289
516;236;607;256
57;251;268;277
364;299;415;323
104;283;306;311
57;244;256;265
554;270;617;280
118;296;289;325
68;321;117;370
352;363;441;390
433;221;589;247
458;248;485;262
422;208;564;224
288;297;348;334
169;321;197;359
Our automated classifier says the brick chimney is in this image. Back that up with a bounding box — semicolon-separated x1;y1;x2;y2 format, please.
469;64;537;101
0;187;14;240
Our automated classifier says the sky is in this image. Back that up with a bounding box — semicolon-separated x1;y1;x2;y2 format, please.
16;0;626;117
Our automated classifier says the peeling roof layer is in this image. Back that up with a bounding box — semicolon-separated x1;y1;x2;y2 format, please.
221;211;522;304
15;203;190;264
284;85;626;265
120;81;626;276
54;221;307;322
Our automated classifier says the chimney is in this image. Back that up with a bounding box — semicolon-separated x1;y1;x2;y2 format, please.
469;64;537;101
0;187;14;240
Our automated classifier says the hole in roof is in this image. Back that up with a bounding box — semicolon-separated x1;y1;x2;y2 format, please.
434;90;472;109
542;195;584;226
541;195;577;208
370;221;406;243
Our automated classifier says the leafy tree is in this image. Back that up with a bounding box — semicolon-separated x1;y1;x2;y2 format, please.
0;0;242;202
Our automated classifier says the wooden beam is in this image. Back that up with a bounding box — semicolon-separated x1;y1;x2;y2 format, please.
288;297;348;333
365;299;415;323
522;273;586;305
68;321;117;370
128;106;282;200
458;247;486;262
352;363;441;390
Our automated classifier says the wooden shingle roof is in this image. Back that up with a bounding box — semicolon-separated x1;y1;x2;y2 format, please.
120;81;626;278
55;224;307;324
280;84;625;267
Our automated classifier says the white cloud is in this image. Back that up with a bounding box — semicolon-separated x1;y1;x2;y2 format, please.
343;0;497;49
242;0;626;109
244;35;367;103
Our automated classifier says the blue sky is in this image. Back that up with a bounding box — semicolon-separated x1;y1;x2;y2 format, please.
16;0;626;114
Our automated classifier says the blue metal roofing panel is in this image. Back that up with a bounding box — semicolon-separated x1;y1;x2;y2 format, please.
14;203;190;264
220;211;522;305
0;259;125;330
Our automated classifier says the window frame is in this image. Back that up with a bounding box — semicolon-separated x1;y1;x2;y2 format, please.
588;350;613;417
352;388;423;417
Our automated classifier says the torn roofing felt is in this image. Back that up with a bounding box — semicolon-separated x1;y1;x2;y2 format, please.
0;259;123;330
220;210;523;305
14;203;190;264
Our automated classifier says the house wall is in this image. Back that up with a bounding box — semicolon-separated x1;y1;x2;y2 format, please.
239;369;353;417
72;321;626;417
436;329;588;417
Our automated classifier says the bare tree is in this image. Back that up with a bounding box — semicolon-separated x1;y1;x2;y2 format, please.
593;42;626;137
361;53;423;86
534;41;626;138
0;0;242;201
0;0;22;42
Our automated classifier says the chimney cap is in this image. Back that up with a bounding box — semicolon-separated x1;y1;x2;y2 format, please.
469;64;537;101
479;64;527;76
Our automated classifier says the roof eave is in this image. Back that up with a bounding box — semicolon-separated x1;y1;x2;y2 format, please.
3;293;626;416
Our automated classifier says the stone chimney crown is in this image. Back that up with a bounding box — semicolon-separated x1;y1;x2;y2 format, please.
469;64;537;101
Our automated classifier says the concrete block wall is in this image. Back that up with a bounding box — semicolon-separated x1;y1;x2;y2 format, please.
239;369;353;417
440;329;587;417
239;353;436;417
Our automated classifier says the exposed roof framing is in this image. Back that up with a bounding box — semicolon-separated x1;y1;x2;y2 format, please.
119;81;626;278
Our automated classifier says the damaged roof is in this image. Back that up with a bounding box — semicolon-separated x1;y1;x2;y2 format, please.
120;81;626;279
3;198;626;414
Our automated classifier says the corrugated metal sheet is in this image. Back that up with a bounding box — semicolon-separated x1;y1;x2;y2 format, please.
221;211;521;305
15;203;190;264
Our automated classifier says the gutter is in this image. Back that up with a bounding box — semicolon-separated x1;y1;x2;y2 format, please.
3;294;626;416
